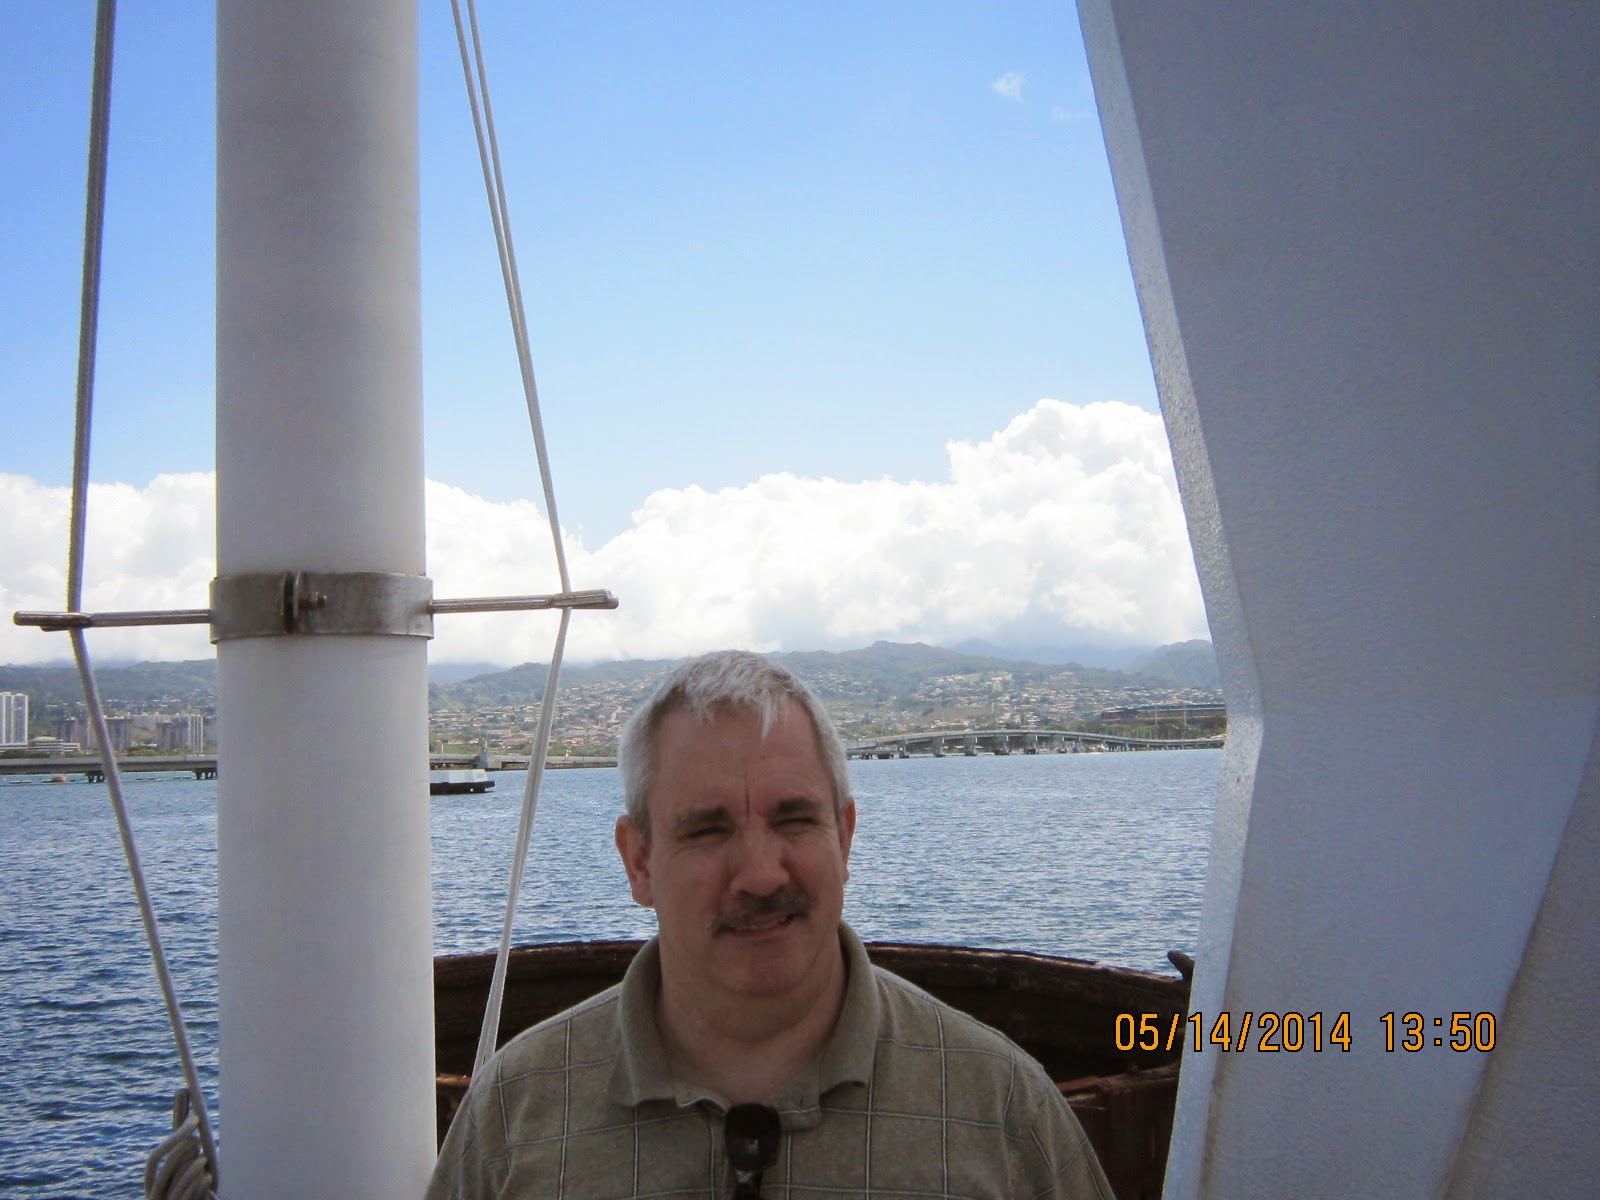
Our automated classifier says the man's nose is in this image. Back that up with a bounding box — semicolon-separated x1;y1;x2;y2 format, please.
728;824;790;894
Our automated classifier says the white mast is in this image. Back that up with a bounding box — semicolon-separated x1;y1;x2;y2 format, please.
215;1;435;1196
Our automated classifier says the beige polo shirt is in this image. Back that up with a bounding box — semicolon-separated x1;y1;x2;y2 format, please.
427;924;1113;1199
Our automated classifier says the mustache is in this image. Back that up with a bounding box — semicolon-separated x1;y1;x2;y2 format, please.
716;886;810;932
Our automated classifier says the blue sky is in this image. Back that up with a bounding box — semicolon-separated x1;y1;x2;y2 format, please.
0;3;1202;666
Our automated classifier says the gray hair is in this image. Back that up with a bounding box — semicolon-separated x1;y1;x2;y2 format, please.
618;650;852;840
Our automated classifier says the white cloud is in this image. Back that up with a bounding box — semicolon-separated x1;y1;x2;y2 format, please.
0;401;1208;668
0;472;218;665
991;71;1026;101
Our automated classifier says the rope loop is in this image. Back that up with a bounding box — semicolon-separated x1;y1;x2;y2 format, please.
143;1089;217;1200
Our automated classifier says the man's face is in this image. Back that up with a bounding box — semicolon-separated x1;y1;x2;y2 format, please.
615;700;856;1006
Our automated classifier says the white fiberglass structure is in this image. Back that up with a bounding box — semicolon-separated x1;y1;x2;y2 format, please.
1079;2;1598;1196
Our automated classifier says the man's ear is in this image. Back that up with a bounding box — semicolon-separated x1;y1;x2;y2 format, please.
615;815;654;907
838;797;857;882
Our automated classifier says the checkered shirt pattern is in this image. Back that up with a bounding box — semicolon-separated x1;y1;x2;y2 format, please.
427;924;1113;1199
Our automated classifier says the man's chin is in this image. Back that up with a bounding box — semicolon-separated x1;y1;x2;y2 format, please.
710;916;821;990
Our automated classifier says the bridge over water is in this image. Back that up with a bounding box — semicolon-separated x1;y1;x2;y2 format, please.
0;752;617;782
0;754;221;782
428;752;617;771
1;735;1213;781
845;728;1223;759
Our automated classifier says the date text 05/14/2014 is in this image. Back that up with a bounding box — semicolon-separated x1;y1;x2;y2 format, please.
1114;1011;1498;1054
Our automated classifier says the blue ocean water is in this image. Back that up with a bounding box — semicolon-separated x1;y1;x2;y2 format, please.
0;749;1219;1198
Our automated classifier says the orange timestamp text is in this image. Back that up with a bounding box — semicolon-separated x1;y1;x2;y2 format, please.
1114;1011;1498;1054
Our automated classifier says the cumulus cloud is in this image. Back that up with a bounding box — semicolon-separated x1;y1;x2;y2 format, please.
991;71;1026;101
1;472;218;664
0;401;1208;668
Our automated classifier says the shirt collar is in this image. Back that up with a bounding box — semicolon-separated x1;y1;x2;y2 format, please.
607;923;882;1117
814;923;881;1092
607;938;676;1104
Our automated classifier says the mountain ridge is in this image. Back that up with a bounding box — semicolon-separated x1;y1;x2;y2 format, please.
1;638;1220;715
428;639;1218;711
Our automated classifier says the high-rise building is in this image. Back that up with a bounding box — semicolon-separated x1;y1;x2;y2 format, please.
159;714;206;753
0;692;29;748
102;716;135;753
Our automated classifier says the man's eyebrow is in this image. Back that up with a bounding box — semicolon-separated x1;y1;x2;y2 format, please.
773;797;826;819
670;805;731;835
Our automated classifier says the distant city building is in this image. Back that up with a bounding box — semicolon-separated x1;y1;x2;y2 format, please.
159;714;206;753
101;716;135;753
28;737;81;757
53;715;86;747
0;692;29;748
1096;702;1227;725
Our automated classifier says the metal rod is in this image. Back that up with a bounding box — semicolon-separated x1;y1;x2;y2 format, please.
429;589;619;614
14;590;617;632
14;609;213;630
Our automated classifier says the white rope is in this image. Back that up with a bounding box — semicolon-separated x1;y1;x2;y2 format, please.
474;606;572;1073
67;0;116;614
144;1091;215;1200
449;0;572;593
448;0;583;1073
73;633;219;1196
62;4;218;1193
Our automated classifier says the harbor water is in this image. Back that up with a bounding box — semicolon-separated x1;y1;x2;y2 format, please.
1;748;1220;1198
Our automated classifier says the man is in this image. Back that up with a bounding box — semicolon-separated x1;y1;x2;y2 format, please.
428;650;1112;1198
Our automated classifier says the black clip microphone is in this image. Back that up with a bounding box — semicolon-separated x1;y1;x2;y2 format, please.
725;1103;781;1198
